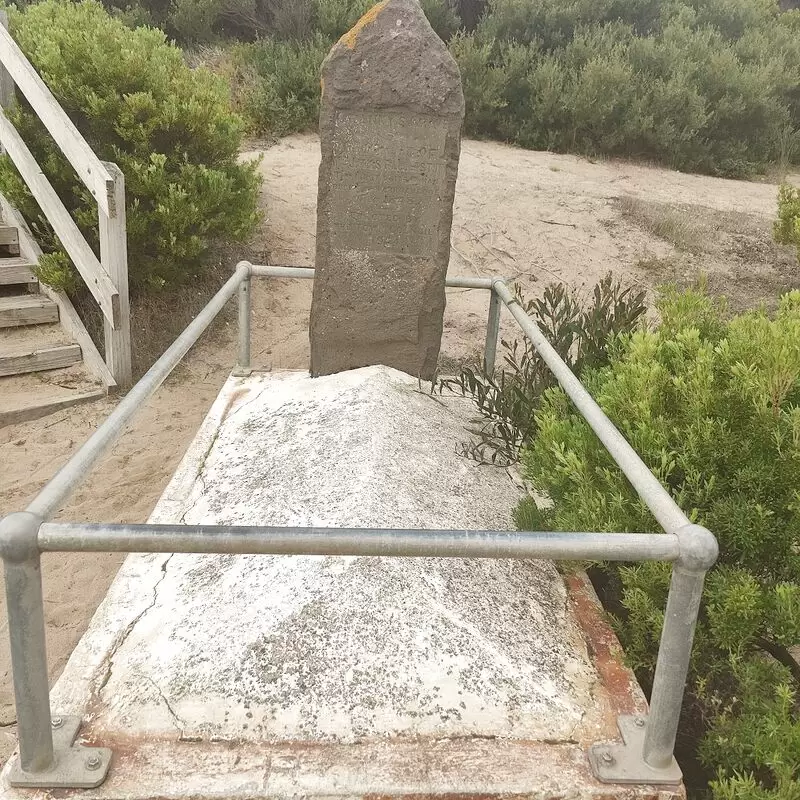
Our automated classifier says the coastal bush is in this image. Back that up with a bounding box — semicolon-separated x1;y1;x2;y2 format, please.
453;0;800;176
520;288;800;798
0;0;260;293
232;0;462;134
445;275;646;464
225;0;800;175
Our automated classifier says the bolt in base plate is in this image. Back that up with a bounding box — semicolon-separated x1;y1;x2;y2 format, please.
9;715;111;788
589;715;682;785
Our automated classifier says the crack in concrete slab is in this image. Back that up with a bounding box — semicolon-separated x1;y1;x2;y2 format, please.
224;387;266;425
92;555;175;704
141;673;187;734
179;474;207;525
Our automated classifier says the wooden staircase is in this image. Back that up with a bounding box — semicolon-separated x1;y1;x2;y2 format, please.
0;15;130;424
0;206;112;426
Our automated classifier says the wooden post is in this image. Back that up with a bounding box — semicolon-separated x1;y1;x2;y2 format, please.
99;162;132;389
0;12;14;112
0;10;15;162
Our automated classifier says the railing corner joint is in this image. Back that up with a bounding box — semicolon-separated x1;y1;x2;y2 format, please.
0;511;42;563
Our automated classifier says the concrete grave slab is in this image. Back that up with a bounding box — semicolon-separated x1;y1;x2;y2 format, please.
1;367;680;799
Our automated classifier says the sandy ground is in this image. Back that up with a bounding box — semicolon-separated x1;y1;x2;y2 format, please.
0;134;795;763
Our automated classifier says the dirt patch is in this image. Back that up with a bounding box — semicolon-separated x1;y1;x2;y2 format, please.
0;135;796;765
615;195;796;312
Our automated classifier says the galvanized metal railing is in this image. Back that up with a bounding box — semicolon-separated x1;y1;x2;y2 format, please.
0;260;718;790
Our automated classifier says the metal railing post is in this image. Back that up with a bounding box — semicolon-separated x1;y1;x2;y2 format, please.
235;262;252;375
0;513;54;773
1;512;113;788
483;286;502;374
589;524;717;783
643;524;717;770
643;565;706;768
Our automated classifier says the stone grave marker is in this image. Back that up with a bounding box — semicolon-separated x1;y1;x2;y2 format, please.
309;0;464;380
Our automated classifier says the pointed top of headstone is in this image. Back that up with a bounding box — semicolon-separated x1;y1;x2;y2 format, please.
321;0;463;117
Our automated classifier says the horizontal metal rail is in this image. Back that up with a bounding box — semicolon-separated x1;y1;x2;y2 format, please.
0;260;719;790
38;523;681;562
250;264;496;290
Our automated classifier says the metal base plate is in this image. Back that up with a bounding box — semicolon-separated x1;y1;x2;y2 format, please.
8;715;111;788
588;715;683;785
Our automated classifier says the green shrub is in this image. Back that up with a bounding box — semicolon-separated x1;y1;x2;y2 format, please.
775;184;800;263
312;0;374;39
445;275;646;464
313;0;462;41
447;0;800;176
33;252;78;293
233;35;329;135
104;0;273;42
420;0;462;41
0;0;260;294
110;0;459;46
446;33;507;135
520;287;800;798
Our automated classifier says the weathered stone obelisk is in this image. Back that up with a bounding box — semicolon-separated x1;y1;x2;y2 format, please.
309;0;464;380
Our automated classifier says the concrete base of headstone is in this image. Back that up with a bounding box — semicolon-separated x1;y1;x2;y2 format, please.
0;367;682;799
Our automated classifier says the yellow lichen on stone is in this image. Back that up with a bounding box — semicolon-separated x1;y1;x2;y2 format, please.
339;0;389;50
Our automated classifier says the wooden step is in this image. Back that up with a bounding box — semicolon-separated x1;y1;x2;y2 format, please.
0;256;37;286
0;225;20;255
0;294;58;327
0;342;81;377
0;387;104;427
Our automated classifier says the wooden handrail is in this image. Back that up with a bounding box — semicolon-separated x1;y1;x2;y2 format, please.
0;110;120;327
0;23;115;217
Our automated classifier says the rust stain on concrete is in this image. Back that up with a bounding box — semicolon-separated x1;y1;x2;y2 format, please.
566;571;648;718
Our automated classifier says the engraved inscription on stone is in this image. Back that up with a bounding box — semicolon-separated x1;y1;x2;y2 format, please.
327;111;448;255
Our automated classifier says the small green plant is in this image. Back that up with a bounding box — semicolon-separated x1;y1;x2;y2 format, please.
0;0;260;295
520;287;800;798
775;184;800;263
444;274;646;464
33;252;78;293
